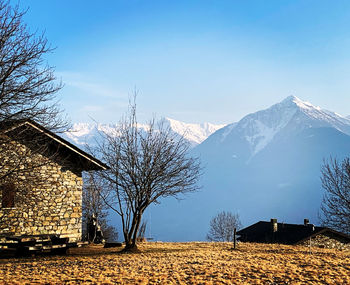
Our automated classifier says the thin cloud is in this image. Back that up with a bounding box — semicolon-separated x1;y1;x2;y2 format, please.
57;71;127;99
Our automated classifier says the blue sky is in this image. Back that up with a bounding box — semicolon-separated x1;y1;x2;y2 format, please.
16;0;350;124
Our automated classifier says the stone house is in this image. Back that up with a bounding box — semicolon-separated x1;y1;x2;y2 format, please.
237;218;350;250
0;120;107;242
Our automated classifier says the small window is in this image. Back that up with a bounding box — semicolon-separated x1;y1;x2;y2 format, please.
1;183;15;208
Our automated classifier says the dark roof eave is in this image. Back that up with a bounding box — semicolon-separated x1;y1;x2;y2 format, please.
2;120;109;171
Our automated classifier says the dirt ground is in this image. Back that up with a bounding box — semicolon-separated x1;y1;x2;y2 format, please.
0;242;349;284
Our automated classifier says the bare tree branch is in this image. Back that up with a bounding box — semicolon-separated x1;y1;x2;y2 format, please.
0;1;67;131
320;157;350;234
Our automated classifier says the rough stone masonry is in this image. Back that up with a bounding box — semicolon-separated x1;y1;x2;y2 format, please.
0;140;83;242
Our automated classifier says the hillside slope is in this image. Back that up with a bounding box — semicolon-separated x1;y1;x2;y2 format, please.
146;97;350;241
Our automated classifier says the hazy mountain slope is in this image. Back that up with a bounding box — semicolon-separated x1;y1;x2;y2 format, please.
144;96;350;241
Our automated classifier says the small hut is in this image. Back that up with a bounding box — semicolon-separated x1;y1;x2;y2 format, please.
0;120;107;243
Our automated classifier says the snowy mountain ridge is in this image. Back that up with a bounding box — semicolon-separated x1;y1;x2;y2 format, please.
63;118;225;147
214;96;350;157
164;117;226;146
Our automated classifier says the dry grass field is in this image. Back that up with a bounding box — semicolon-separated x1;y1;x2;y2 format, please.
0;242;349;284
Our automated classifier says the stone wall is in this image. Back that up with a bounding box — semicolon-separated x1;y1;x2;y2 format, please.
299;232;350;250
0;140;83;242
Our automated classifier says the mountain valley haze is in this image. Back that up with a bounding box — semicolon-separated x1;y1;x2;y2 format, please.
63;96;350;241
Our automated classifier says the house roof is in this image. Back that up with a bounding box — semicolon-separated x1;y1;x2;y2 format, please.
0;120;108;172
295;227;350;245
237;220;350;245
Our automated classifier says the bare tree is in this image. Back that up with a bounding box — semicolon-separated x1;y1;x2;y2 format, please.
82;174;118;243
0;0;67;173
93;99;201;251
99;219;119;243
0;1;65;130
207;211;242;242
137;220;147;242
320;157;350;234
0;0;67;226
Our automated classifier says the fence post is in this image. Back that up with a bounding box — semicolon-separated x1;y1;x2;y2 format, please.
233;228;237;250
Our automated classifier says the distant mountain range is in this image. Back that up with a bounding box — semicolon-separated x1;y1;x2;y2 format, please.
61;97;350;241
62;118;225;148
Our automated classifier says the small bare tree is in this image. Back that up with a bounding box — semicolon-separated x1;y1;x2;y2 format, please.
82;174;118;243
93;99;201;251
137;220;147;242
320;157;350;234
207;211;242;242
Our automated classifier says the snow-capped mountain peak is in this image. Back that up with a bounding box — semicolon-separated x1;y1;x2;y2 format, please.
215;96;350;157
281;95;321;111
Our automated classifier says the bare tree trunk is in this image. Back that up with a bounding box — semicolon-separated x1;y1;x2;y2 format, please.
123;212;142;252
